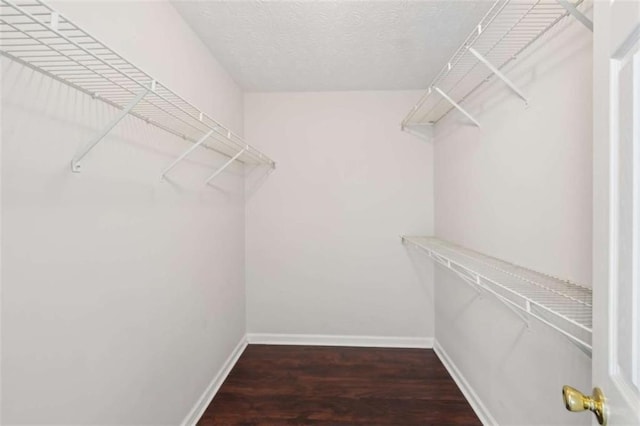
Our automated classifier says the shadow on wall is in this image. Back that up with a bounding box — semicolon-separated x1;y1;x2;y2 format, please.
432;257;587;364
434;14;593;141
435;266;592;425
404;243;435;303
1;58;261;200
245;162;276;199
2;56;252;425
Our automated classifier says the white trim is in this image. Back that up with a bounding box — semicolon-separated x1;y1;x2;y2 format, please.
181;335;248;426
246;333;434;349
433;339;498;426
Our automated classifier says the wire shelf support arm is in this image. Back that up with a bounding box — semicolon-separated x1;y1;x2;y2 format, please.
466;46;528;105
401;0;592;139
205;147;247;185
401;236;593;356
71;83;152;172
556;0;593;32
0;0;276;176
433;87;481;127
160;129;215;178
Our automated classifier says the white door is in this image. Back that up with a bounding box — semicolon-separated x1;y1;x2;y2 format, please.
592;0;640;424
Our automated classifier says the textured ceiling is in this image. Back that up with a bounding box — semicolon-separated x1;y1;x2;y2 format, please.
172;1;494;92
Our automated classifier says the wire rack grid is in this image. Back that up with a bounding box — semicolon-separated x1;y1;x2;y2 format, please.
0;0;275;169
402;0;588;129
402;236;593;354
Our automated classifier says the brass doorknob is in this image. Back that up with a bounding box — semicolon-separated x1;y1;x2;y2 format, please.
562;385;607;425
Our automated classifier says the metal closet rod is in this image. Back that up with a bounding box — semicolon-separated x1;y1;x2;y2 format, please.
0;0;275;180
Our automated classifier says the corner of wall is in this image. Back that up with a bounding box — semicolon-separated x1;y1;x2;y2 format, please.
181;335;248;426
433;340;497;426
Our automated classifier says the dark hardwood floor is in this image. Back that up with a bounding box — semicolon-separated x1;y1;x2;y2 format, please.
197;345;481;425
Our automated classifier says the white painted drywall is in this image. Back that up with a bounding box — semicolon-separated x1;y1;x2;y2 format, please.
434;19;593;287
244;91;434;341
435;269;592;425
432;16;593;426
1;1;248;424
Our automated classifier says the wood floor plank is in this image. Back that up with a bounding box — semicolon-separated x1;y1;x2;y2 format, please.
197;345;481;426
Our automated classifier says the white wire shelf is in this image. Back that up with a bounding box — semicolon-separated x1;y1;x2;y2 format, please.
0;0;275;178
402;236;592;355
401;0;592;135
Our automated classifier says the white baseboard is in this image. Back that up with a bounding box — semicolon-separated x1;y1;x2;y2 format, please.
182;335;493;426
181;335;248;426
433;339;497;426
246;333;434;348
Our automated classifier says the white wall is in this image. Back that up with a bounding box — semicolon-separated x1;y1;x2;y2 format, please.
432;16;593;426
434;21;593;287
1;1;247;424
0;2;596;424
245;91;434;342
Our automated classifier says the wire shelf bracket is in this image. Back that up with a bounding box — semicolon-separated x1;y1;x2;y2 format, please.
160;129;215;179
205;147;247;185
402;236;593;356
415;237;532;325
556;0;593;32
71;84;151;172
442;250;532;325
434;87;481;127
0;0;276;178
467;46;528;105
400;123;434;141
401;0;592;139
